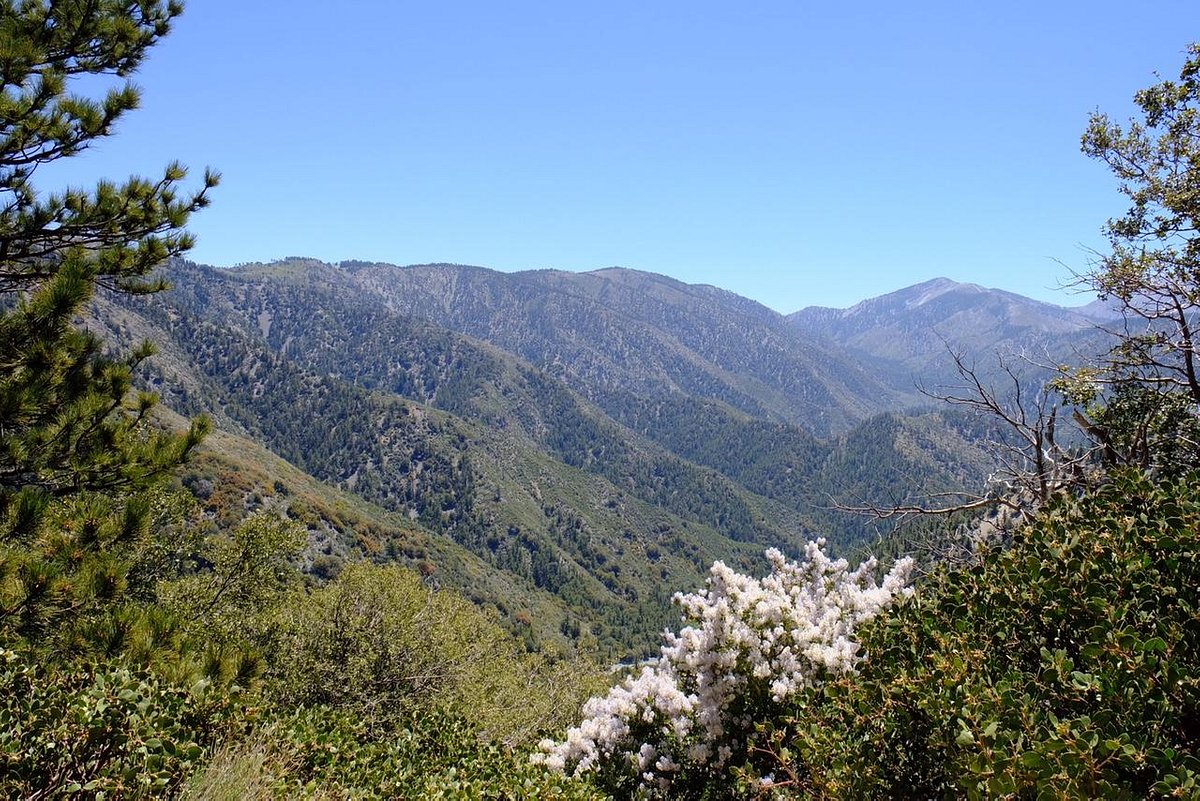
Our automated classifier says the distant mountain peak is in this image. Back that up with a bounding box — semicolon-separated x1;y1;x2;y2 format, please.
901;277;985;308
786;276;1116;388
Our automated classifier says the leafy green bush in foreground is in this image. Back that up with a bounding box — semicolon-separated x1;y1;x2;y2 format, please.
184;704;603;800
0;650;234;798
740;470;1200;798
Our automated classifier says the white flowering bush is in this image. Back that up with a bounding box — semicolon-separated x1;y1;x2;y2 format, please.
534;540;914;796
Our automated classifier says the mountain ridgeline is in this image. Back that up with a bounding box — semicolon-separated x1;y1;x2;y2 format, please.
789;277;1118;390
95;259;1111;655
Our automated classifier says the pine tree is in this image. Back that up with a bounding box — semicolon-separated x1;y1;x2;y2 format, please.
1073;42;1200;474
0;1;216;646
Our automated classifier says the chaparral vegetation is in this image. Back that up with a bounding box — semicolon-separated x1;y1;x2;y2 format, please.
2;2;1199;798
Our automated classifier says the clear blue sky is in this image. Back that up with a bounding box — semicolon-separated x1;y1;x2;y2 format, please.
39;1;1200;312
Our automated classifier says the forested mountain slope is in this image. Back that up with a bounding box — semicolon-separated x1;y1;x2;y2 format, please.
336;260;903;435
95;281;796;658
88;259;1113;654
87;258;1080;655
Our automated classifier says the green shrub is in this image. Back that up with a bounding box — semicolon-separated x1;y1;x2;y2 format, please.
157;512;305;649
249;704;605;799
0;649;234;798
742;471;1200;798
262;562;604;746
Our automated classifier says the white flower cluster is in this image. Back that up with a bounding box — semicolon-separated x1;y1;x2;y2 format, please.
534;540;913;793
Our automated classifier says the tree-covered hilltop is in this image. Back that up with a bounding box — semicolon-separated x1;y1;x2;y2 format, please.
335;260;902;437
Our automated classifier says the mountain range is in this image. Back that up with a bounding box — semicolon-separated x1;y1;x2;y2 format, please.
789;276;1118;392
90;259;1115;658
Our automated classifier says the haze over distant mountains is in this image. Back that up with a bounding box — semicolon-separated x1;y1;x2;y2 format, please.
336;263;1114;423
789;276;1119;391
93;259;1116;656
